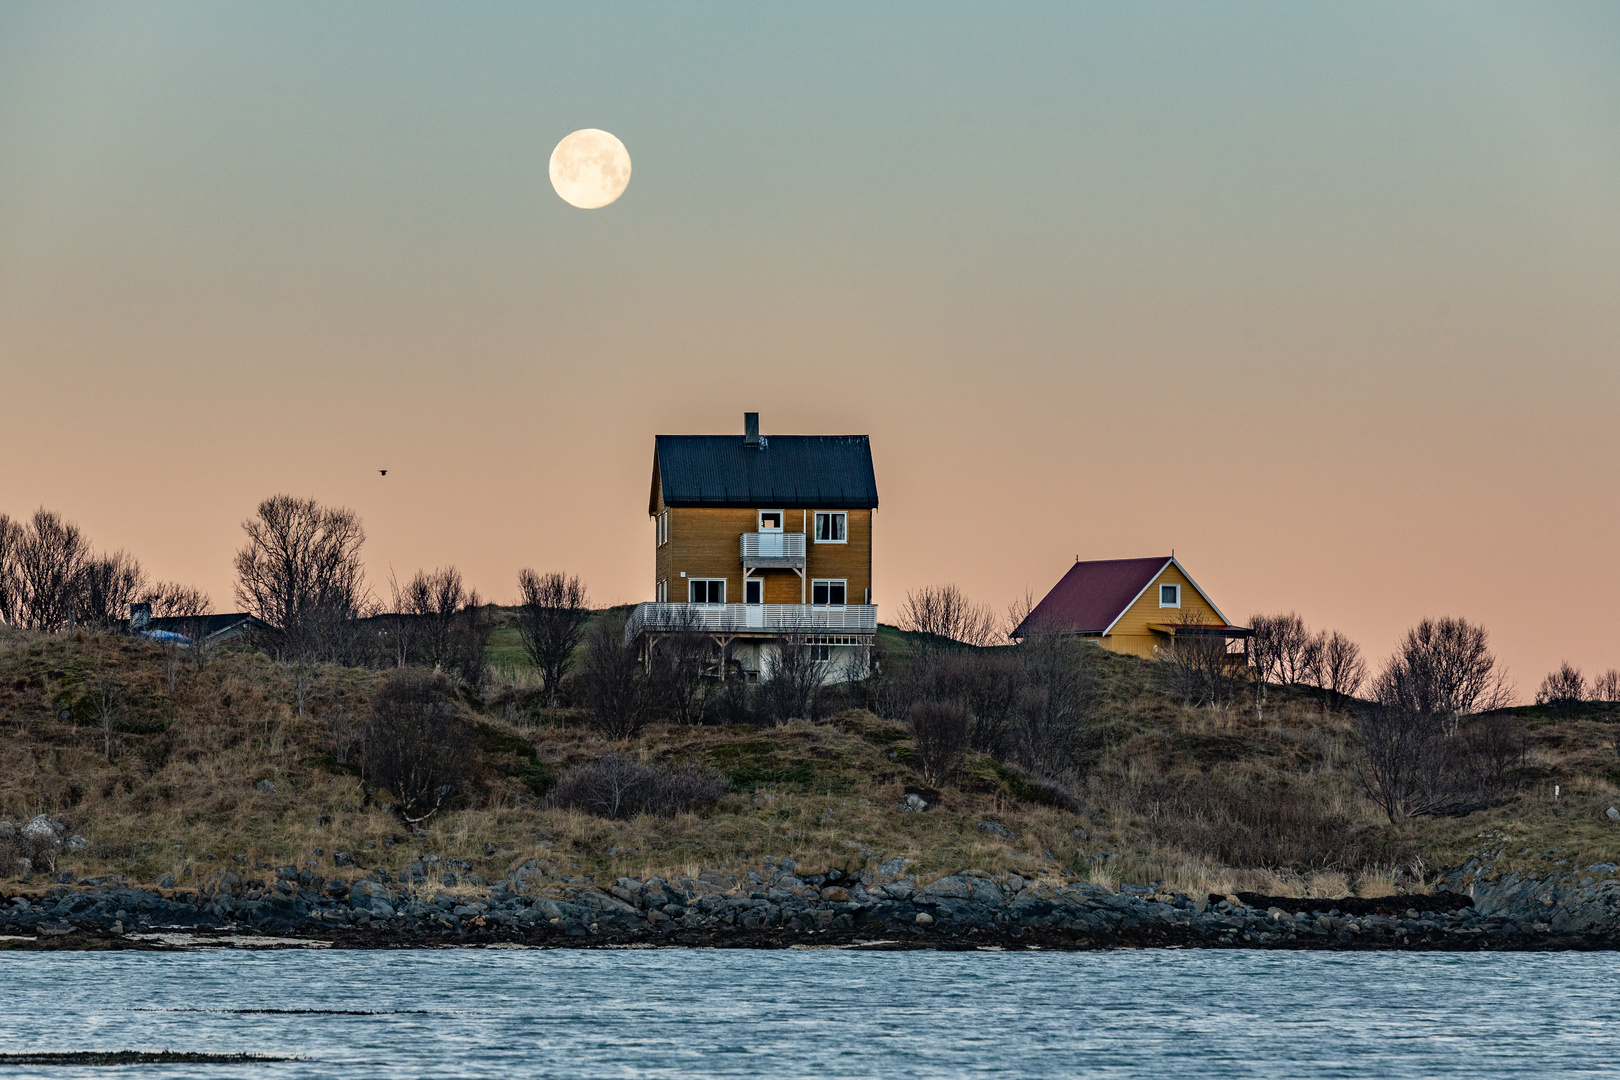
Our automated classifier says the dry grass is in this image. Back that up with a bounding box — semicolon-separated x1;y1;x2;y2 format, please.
2;624;1617;899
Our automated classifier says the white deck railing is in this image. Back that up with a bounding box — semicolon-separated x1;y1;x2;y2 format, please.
626;602;877;641
740;532;807;564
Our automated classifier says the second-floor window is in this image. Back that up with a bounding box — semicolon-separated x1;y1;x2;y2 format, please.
812;579;847;606
690;579;726;604
758;510;783;531
1159;583;1180;608
656;510;669;546
815;511;847;542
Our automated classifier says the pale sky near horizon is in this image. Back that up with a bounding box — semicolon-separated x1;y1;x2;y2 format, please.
2;2;1618;696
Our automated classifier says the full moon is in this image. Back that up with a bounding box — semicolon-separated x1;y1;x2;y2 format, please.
549;129;631;209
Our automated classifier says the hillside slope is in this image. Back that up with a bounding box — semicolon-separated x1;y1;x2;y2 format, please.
2;623;1617;899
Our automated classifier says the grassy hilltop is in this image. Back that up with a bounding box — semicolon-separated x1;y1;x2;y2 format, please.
2;615;1618;899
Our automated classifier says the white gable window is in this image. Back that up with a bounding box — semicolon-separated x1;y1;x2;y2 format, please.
814;511;847;543
1159;583;1181;608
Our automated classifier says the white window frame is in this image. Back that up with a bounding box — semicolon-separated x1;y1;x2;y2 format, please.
744;578;763;605
656;510;669;546
814;511;847;544
656;579;668;603
1159;583;1181;608
811;578;848;607
689;578;726;604
758;509;784;532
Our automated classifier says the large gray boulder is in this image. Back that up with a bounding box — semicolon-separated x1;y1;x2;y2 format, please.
20;816;65;847
348;879;395;919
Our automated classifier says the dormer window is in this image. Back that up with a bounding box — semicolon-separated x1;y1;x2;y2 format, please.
758;510;783;532
1159;583;1180;608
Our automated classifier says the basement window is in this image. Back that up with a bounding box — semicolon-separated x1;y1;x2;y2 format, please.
1159;584;1180;608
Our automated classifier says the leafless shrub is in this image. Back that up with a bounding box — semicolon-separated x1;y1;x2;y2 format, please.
580;614;648;738
1372;616;1514;734
1131;770;1390;872
1009;632;1094;778
1351;706;1453;823
898;584;998;649
516;570;589;707
1593;669;1620;704
360;669;469;824
551;754;728;819
759;631;823;725
92;676;123;762
1535;662;1587;714
907;700;971;784
323;709;358;765
646;606;717;725
1352;705;1526;824
1160;612;1240;708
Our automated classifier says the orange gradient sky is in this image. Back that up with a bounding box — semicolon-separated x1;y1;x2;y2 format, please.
3;3;1619;696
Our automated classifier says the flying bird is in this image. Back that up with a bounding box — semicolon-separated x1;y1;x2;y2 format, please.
379;470;387;476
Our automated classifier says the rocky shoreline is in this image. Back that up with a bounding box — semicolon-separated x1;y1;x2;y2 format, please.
7;856;1620;951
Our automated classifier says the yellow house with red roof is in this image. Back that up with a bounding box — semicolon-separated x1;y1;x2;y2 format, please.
1010;555;1248;659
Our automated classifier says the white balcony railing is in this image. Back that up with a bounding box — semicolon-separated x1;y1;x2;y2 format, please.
626;602;877;641
740;531;806;567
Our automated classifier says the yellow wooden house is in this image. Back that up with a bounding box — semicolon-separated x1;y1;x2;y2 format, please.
1010;555;1249;659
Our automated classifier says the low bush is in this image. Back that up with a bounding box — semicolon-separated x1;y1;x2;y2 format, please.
907;700;971;784
551;754;728;820
361;669;470;824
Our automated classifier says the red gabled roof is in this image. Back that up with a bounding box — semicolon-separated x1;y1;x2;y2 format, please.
1014;556;1174;637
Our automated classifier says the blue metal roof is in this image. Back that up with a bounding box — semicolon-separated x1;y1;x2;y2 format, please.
652;434;878;512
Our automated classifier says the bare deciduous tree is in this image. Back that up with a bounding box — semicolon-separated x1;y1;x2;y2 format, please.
1312;630;1367;709
12;508;90;632
898;584;998;649
580;614;648;739
77;550;148;630
646;606;717;726
389;567;490;689
0;512;22;625
234;495;371;714
1250;612;1314;687
1535;662;1587;714
515;570;589;707
1592;669;1620;704
1372;616;1514;734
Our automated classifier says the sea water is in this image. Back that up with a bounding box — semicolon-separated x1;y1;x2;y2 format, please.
2;948;1617;1078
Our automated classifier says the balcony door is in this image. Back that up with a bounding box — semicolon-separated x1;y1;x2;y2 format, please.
744;578;764;627
758;509;784;557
